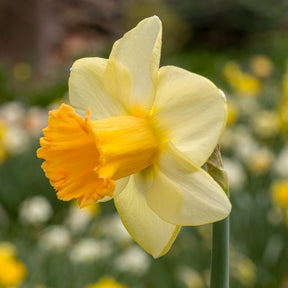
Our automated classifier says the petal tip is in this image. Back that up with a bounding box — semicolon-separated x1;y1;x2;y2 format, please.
139;15;162;30
152;14;161;22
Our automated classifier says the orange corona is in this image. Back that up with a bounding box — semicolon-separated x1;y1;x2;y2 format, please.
37;104;159;207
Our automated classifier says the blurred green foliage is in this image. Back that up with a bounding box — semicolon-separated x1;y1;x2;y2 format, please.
166;0;287;46
0;63;68;107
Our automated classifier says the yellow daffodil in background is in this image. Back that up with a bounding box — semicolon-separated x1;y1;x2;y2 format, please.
226;101;239;126
86;276;127;288
222;61;262;97
0;242;27;288
0;120;7;164
37;16;231;257
272;180;288;208
271;180;288;225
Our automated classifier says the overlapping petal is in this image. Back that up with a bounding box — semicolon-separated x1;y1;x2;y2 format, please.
152;66;227;167
114;170;181;258
146;144;231;226
69;57;127;120
109;16;162;112
103;59;132;111
98;177;130;203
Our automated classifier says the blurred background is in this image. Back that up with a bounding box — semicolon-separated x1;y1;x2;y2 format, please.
0;0;288;287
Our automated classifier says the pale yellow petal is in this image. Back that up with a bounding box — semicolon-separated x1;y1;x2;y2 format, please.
69;57;126;120
109;16;162;112
146;143;231;226
114;170;181;258
152;66;227;167
103;59;131;110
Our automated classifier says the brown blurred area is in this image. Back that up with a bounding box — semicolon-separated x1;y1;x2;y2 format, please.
1;0;287;78
0;0;191;79
0;0;127;73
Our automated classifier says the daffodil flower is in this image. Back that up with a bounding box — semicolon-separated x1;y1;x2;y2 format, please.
37;16;231;258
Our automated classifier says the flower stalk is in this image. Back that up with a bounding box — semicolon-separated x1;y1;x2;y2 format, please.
207;145;230;288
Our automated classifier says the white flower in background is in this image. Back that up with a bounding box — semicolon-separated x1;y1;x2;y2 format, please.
69;238;113;264
114;245;151;276
233;128;258;164
19;196;52;226
232;126;274;174
65;204;94;234
100;214;132;246
221;125;256;156
39;225;71;251
2;126;30;154
223;157;247;192
252;110;280;139
274;145;288;178
236;97;260;118
0;101;26;126
0;102;47;158
25;107;48;136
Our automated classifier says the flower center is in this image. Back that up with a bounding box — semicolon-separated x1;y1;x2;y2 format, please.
37;104;159;207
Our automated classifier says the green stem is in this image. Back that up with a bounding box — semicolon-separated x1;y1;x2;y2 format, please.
206;145;230;288
210;214;230;288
